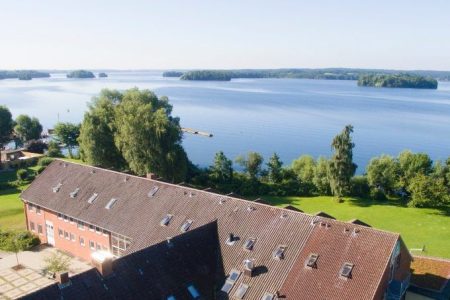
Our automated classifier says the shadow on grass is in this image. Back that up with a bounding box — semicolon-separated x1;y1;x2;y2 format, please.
346;197;406;208
0;187;22;196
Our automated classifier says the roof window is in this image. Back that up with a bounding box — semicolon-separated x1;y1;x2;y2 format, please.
70;187;80;198
52;183;62;193
187;285;200;299
243;237;256;251
105;198;118;210
160;214;173;226
221;269;241;294
305;253;319;268
339;262;354;278
87;193;98;204
233;283;249;299
148;186;159;197
261;293;275;300
273;245;286;260
180;220;193;232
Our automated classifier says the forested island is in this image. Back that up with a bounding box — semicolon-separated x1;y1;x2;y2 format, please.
180;70;232;81
98;72;108;78
175;68;450;82
0;70;50;80
358;74;438;89
66;70;95;78
162;71;184;77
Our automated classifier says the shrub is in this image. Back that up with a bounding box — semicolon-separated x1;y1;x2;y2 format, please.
0;229;40;252
350;176;370;197
36;166;46;174
16;169;28;181
46;141;63;158
370;188;387;201
44;252;71;274
38;157;54;167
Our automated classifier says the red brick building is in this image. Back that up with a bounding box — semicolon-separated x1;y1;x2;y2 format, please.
21;160;412;299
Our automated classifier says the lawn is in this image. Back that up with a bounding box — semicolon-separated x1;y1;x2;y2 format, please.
264;196;450;259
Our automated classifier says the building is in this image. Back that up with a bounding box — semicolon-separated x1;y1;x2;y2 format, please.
21;160;412;299
0;148;43;168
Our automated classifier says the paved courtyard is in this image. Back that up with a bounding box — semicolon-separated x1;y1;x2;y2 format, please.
0;245;92;299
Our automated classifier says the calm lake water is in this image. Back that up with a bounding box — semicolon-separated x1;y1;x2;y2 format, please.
1;71;449;173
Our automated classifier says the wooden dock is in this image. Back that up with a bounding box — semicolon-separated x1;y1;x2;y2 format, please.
182;128;213;137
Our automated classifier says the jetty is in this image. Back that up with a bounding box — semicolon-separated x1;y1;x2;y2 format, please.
182;127;213;137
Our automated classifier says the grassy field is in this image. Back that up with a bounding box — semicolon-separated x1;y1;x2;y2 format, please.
264;196;450;258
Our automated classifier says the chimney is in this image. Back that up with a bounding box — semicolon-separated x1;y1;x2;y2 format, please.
56;271;69;285
91;251;114;277
243;259;254;277
146;173;158;180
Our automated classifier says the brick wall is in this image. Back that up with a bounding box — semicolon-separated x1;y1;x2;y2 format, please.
25;204;111;262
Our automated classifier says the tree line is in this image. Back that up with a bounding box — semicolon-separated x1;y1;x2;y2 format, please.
357;73;438;89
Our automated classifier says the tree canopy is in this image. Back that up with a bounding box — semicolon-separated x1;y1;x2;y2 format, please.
14;114;43;145
210;151;233;183
66;70;95;79
358;73;438;89
235;152;264;180
0;105;13;147
54;122;80;158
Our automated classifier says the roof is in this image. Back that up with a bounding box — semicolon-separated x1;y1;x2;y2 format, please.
21;160;404;299
410;256;450;293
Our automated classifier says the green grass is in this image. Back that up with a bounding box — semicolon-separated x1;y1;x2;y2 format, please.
264;196;450;259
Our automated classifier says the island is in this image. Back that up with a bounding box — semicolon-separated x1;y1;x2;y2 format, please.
162;71;184;77
66;70;95;79
357;73;438;89
0;70;50;80
98;72;108;78
180;70;232;81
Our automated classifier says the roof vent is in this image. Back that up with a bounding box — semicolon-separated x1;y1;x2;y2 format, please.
88;193;98;204
226;233;237;246
352;228;360;236
339;262;354;278
273;245;286;260
160;214;173;226
148;186;159;197
305;253;319;269
219;198;226;205
344;228;350;233
180;220;193;232
247;206;255;212
243;259;254;277
90;169;96;174
105;198;118;210
280;212;288;219
243;238;256;251
70;188;80;198
166;237;173;249
310;217;320;225
52;183;62;193
124;176;129;182
189;191;195;198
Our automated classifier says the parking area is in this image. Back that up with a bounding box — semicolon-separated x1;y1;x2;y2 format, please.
0;245;92;299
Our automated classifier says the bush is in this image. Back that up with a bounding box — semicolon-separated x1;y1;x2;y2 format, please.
26;140;48;154
38;157;54;167
44;252;71;274
36;166;46;174
350;176;370;197
0;229;40;252
16;169;28;181
370;188;387;201
46;141;63;158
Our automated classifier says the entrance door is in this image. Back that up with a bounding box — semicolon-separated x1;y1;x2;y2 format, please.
45;221;55;246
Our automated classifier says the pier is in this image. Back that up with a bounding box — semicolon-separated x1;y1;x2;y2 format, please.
182;128;213;137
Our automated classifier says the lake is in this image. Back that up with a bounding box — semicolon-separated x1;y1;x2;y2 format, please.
1;71;449;173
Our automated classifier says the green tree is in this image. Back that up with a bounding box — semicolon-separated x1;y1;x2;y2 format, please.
398;150;432;189
329;125;357;200
313;156;331;195
46;141;63;157
0;106;13;162
291;155;316;195
235;152;264;180
210;151;233;183
78;90;126;169
114;88;187;182
14;115;43;146
408;174;449;208
267;153;283;184
54;122;80;158
44;252;71;274
366;155;399;195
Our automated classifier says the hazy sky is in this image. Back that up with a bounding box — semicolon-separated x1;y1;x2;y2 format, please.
1;0;450;70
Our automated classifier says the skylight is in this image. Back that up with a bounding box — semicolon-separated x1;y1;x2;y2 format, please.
105;198;118;210
87;193;98;204
228;269;241;283
340;262;354;278
160;214;173;226
243;237;256;251
261;292;275;300
70;188;80;198
233;283;249;299
187;285;200;299
221;281;233;294
52;183;62;193
148;186;159;197
273;245;286;260
180;220;193;232
305;253;319;268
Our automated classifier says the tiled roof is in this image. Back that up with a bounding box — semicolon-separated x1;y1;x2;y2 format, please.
21;160;406;299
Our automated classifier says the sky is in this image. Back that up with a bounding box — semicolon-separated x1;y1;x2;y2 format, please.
1;0;450;70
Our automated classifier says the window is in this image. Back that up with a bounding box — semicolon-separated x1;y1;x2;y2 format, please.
28;203;34;211
180;220;193;232
95;227;101;234
52;183;62;193
77;221;84;230
187;285;200;299
340;263;354;278
105;198;118;210
243;238;256;251
305;253;319;268
89;224;95;232
111;233;131;257
228;270;241;283
167;296;176;300
160;214;173;226
70;233;76;242
261;293;275;300
221;281;233;293
64;231;70;240
233;283;249;299
36;206;41;214
70;187;80;198
79;237;85;246
30;222;35;231
57;213;63;219
37;224;43;235
96;243;101;251
87;193;98;204
102;229;108;236
69;217;74;224
273;245;287;260
58;229;63;237
148;186;159;197
63;215;68;222
89;240;95;250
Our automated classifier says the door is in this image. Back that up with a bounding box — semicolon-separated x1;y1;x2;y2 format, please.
45;221;55;246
